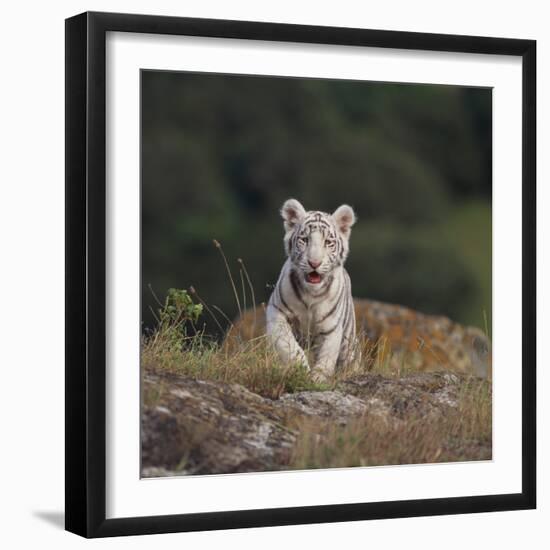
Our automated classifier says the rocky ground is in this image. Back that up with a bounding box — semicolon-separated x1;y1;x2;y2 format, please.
142;370;491;477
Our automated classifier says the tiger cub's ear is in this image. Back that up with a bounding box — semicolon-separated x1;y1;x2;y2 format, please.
281;199;306;233
332;204;356;238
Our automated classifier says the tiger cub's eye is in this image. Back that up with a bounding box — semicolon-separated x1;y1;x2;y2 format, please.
325;240;334;246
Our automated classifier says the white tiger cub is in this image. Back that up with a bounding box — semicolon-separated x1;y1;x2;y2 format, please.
266;198;359;381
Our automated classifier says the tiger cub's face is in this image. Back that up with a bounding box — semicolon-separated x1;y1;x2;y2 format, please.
281;198;356;287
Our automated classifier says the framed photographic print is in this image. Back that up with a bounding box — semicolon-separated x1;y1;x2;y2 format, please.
65;11;536;538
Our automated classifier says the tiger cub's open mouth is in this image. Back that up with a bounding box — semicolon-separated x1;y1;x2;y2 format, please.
305;271;322;284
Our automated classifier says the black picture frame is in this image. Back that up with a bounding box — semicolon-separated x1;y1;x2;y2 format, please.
65;11;536;538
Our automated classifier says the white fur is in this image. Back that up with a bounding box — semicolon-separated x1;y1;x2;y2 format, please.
267;200;358;381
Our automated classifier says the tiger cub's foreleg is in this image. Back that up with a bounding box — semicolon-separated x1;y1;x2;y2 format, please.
266;306;309;370
312;329;343;382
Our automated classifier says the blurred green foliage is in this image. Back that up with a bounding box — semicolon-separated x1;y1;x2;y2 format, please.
142;71;492;336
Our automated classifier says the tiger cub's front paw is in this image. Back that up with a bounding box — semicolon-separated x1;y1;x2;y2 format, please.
311;369;331;385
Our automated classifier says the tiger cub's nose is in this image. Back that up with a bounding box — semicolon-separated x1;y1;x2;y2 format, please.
308;260;321;269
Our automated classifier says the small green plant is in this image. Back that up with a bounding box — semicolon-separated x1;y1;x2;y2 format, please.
161;288;203;324
151;288;203;352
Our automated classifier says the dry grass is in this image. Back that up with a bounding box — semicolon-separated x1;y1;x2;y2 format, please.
288;376;492;469
142;331;333;399
142;283;357;398
142;285;332;399
142;325;415;399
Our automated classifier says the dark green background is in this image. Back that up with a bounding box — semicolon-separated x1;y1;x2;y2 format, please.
141;71;492;336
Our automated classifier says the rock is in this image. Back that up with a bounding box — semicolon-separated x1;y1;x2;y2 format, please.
337;372;462;419
142;373;295;476
142;370;488;476
277;390;372;423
